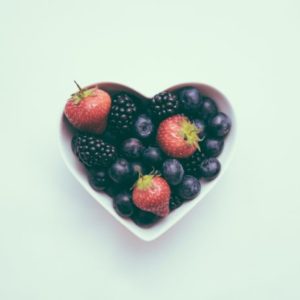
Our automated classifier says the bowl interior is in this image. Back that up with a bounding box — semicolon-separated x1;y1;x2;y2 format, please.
58;82;237;241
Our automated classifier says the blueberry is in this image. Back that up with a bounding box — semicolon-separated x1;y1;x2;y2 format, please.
192;118;206;139
179;87;203;115
88;169;108;191
200;158;221;180
162;159;184;186
202;138;224;157
134;114;155;140
108;158;135;185
208;112;231;138
176;175;201;201
113;191;134;217
198;97;218;120
131;207;160;227
121;138;145;160
142;146;164;167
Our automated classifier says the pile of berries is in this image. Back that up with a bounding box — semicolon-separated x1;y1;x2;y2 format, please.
64;83;231;227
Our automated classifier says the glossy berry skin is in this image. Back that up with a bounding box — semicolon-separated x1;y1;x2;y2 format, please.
131;208;160;227
132;176;171;217
142;146;164;167
202;138;224;157
200;158;221;181
121;138;145;160
176;175;201;201
157;115;199;158
113;191;135;217
150;92;179;121
178;87;203;116
65;87;111;134
192;119;206;139
108;159;135;185
88;169;108;191
198;97;218;121
162;159;184;186
134;114;155;140
208;113;231;138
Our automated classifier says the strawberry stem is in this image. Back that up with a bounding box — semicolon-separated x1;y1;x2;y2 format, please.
74;80;83;92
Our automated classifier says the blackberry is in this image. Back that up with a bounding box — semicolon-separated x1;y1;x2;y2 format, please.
181;150;204;178
150;92;179;120
72;134;117;168
108;93;137;135
169;195;183;211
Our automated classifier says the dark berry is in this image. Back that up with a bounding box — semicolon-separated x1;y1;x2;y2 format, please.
134;114;155;140
121;138;145;160
88;169;108;191
176;175;201;201
142;146;164;167
198;97;218;120
162;159;184;186
108;158;135;185
108;93;137;135
208;112;231;138
192;118;206;139
181;151;204;178
131;207;160;227
202;138;224;157
150;92;179;121
72;134;117;168
113;191;134;218
200;158;221;181
178;87;203;116
169;195;183;211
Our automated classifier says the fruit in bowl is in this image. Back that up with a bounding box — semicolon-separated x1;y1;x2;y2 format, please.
63;83;232;228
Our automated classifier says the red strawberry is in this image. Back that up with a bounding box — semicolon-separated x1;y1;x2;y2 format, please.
64;81;111;134
157;115;200;158
132;175;171;217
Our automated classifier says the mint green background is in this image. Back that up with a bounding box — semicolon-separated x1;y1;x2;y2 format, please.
1;1;300;299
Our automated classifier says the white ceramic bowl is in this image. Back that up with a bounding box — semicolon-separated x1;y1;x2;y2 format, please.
58;82;237;241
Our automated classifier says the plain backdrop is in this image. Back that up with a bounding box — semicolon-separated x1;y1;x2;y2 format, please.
1;0;300;299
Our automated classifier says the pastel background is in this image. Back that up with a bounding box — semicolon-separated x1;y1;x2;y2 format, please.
1;0;300;299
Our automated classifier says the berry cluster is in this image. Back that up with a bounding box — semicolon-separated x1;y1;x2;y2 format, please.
65;84;231;227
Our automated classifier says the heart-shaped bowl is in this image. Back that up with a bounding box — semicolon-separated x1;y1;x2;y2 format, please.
58;82;237;241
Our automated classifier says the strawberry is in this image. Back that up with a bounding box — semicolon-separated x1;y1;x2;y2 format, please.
64;81;111;134
157;115;200;158
132;175;171;217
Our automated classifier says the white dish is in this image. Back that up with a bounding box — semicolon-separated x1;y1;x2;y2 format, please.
58;82;237;241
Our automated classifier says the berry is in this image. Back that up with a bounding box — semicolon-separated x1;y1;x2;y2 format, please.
181;150;204;178
176;175;201;201
113;191;135;217
192;118;206;139
108;158;135;185
202;138;224;157
150;92;179;120
178;87;203;116
200;158;221;180
121;138;145;160
157;115;200;158
198;97;218;120
64;82;111;134
162;159;184;186
132;175;171;217
131;208;160;227
88;169;109;191
72;134;117;168
208;112;231;138
169;194;183;211
108;93;137;135
142;146;164;167
134;114;155;140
